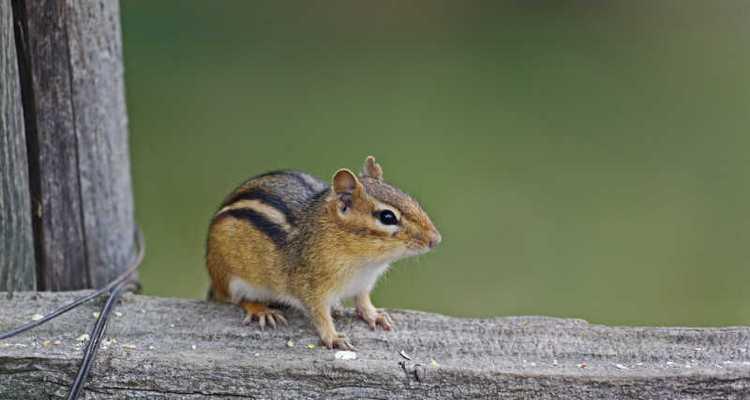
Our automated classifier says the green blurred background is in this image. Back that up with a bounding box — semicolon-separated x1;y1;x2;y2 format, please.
122;1;750;327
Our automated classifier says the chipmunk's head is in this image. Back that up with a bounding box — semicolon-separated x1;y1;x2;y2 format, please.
328;156;441;261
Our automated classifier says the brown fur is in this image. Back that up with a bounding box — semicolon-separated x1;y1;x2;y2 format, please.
205;157;440;349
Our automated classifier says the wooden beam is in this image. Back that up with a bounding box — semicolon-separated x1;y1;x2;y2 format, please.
10;0;135;290
1;292;749;399
0;0;35;293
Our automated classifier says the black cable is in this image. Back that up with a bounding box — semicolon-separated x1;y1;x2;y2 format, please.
0;226;145;399
66;282;132;400
0;228;144;341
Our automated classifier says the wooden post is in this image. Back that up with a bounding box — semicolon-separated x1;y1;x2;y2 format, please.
0;0;136;291
0;0;35;294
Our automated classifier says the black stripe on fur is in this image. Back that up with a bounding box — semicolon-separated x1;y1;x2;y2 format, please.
222;188;295;225
224;208;288;247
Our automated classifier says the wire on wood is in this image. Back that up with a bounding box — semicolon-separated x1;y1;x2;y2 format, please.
0;226;144;400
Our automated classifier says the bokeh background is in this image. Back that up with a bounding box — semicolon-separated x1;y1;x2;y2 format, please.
122;1;750;327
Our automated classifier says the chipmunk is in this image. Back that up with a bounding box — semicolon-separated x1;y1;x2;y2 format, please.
205;156;441;349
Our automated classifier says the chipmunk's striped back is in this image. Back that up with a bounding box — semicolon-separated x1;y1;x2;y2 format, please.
213;170;329;248
206;170;330;303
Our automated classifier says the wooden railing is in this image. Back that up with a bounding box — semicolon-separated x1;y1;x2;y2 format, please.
1;291;749;399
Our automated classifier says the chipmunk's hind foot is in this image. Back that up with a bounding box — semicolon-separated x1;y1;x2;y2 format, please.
240;301;288;330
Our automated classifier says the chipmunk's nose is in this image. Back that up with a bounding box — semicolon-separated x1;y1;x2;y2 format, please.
427;230;442;249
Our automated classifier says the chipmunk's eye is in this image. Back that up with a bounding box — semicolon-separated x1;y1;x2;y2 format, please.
376;210;398;225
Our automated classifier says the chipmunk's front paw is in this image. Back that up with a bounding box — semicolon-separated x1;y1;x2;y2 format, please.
321;332;356;350
239;301;288;330
357;308;394;331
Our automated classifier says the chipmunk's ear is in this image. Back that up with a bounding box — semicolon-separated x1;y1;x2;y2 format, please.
362;155;383;181
333;169;363;195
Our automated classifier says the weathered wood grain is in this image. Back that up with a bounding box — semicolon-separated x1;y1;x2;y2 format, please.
0;0;35;293
1;292;748;399
66;0;135;288
11;0;135;290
